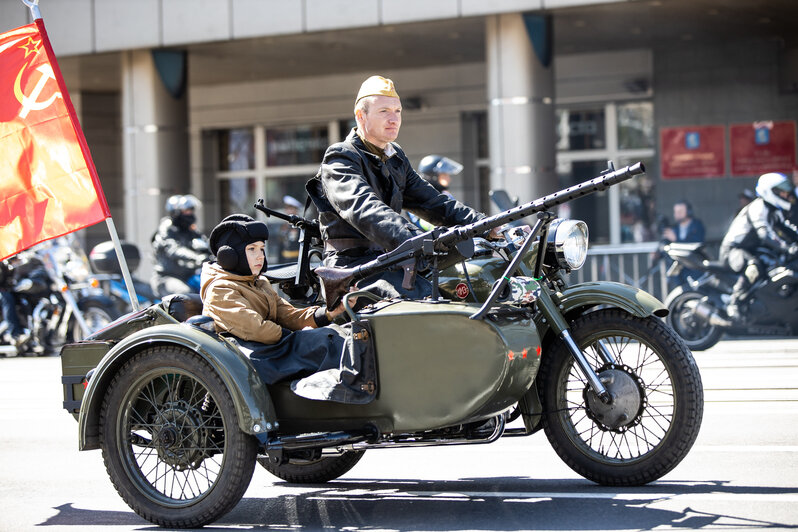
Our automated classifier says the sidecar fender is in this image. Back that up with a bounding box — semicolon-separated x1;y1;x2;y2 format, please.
557;281;668;319
78;323;276;451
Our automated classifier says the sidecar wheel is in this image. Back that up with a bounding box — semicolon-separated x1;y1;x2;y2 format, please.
258;450;365;483
99;346;258;528
664;288;723;351
539;309;703;486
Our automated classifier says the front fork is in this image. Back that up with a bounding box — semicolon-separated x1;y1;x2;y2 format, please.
536;287;613;404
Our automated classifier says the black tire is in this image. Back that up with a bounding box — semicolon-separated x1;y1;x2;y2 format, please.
70;301;121;342
665;288;723;351
539;308;703;486
258;449;365;483
99;346;258;528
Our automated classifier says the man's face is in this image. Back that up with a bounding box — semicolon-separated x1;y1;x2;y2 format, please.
357;95;402;148
673;203;688;223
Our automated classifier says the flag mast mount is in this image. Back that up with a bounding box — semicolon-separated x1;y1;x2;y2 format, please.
18;0;142;311
21;0;41;20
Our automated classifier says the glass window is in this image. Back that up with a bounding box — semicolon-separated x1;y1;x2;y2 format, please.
218;177;257;218
617;156;658;243
617;102;654;150
556;108;606;151
338;119;356;139
266;125;329;166
557;159;611;244
217;128;254;171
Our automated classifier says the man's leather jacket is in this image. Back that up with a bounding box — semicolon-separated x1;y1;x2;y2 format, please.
307;128;484;256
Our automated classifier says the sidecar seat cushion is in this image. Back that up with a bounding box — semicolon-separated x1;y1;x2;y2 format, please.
162;293;204;322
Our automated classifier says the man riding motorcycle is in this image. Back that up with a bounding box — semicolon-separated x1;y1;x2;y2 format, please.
719;172;798;319
151;194;211;297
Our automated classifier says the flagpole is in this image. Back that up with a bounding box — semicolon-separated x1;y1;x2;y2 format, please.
106;218;141;311
21;0;142;312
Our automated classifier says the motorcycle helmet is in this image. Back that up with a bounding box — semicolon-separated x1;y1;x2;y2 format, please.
755;172;795;212
418;155;464;192
165;194;201;230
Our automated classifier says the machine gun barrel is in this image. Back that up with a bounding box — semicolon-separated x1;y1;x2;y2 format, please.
315;162;646;309
253;199;321;239
436;162;645;248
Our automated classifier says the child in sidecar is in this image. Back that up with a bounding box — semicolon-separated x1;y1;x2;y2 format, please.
200;214;372;403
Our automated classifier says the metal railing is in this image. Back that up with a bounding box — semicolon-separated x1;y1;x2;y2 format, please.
568;242;670;301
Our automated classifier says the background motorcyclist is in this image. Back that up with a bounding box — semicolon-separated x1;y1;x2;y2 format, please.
719;172;798;319
151;194;211;297
0;257;30;350
407;154;465;231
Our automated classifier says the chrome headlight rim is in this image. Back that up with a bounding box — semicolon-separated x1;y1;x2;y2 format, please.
546;219;589;271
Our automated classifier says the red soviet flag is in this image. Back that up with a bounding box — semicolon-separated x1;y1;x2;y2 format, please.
0;19;110;260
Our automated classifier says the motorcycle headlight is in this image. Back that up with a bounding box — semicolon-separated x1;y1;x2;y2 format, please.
546;219;589;271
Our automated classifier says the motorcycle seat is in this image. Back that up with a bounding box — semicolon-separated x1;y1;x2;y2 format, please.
701;260;732;274
264;262;299;282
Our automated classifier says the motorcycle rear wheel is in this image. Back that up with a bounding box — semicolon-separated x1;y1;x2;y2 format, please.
99;346;258;528
539;308;703;486
258;450;365;483
665;288;723;351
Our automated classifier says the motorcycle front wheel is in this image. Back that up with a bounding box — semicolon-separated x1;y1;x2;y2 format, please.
70;301;121;342
664;287;723;351
100;346;258;528
539;308;703;486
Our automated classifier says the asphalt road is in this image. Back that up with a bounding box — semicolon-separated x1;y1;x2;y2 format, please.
1;337;797;531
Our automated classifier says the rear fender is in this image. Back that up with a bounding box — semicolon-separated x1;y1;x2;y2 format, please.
78;324;277;451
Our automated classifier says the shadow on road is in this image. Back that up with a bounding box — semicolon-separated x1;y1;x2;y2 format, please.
39;478;798;530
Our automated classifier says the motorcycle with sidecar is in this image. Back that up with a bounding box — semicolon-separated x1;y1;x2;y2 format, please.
60;162;703;529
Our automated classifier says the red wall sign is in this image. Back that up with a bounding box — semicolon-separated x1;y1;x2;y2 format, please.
660;125;725;179
730;120;796;176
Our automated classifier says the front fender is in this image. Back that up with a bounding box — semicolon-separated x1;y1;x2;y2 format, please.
557;281;668;320
78;323;277;451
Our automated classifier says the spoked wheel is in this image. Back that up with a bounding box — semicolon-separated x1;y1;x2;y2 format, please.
539;309;703;486
665;288;723;351
100;346;258;528
258;449;365;483
71;301;121;342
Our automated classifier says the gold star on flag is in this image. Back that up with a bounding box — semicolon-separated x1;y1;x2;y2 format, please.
19;36;41;58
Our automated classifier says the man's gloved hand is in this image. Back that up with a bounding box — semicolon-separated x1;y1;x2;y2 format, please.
486;225;506;241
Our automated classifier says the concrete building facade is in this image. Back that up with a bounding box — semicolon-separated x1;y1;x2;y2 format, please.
1;0;796;275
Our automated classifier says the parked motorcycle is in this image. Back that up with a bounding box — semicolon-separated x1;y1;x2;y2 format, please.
60;162;704;529
663;241;798;350
88;241;160;312
0;238;119;356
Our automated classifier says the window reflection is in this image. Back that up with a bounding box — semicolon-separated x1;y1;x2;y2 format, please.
617;102;654;150
218;177;257;218
217;129;254;171
266;125;328;166
556;108;606;151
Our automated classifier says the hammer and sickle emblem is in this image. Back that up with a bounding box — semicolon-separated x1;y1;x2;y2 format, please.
14;63;62;119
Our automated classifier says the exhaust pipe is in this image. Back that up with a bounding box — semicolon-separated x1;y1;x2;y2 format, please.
683;299;732;328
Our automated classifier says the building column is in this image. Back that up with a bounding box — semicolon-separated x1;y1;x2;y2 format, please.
486;13;557;207
121;49;189;278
